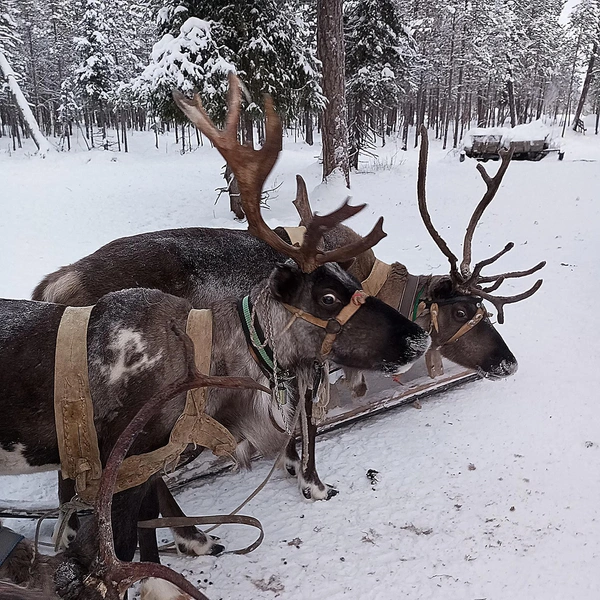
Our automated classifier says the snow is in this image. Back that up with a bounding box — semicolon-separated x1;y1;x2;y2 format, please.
1;121;600;599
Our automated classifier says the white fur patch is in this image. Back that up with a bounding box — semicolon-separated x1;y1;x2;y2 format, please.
0;442;59;475
52;516;77;549
41;271;82;303
105;327;162;384
140;578;193;600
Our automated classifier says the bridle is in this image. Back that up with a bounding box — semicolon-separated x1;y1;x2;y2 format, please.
282;289;369;357
416;295;487;346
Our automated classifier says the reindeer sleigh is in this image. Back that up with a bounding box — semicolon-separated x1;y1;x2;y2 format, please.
1;76;544;599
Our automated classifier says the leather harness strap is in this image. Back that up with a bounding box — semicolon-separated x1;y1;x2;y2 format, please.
397;274;422;319
282;290;369;357
282;226;307;247
429;303;486;345
54;307;236;503
114;310;236;494
361;259;392;297
54;306;102;503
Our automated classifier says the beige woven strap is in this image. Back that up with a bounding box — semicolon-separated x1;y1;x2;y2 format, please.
283;226;306;247
361;259;392;297
115;309;236;494
54;306;102;504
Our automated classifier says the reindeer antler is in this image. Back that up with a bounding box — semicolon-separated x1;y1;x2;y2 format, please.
92;327;268;600
292;174;313;226
417;126;545;323
173;73;386;272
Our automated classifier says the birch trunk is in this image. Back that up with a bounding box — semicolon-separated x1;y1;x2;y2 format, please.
0;50;51;156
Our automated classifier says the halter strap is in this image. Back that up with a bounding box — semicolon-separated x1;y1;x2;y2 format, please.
282;290;369;357
430;304;487;346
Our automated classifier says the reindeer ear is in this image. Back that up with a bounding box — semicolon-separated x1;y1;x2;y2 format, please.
269;262;301;303
337;258;356;270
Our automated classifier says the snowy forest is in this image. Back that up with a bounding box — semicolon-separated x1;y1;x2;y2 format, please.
0;0;599;161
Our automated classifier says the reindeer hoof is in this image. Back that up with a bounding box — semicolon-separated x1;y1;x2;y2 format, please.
286;464;297;477
174;528;224;556
210;543;225;556
301;482;338;501
325;486;339;500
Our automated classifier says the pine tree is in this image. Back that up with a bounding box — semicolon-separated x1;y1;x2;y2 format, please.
73;0;117;143
149;0;324;127
345;0;416;167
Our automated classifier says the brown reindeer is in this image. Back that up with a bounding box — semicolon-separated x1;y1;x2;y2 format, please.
1;357;250;600
4;76;428;595
287;126;545;400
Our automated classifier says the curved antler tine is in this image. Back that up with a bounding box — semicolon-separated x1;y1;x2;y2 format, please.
302;198;366;249
464;242;514;287
478;260;546;284
172;89;222;142
479;276;505;293
460;147;514;276
319;216;386;267
478;278;543;324
417;126;462;283
292;174;313;226
224;71;241;138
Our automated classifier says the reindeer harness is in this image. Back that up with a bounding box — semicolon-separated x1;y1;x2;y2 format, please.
282;228;487;379
361;258;487;377
53;306;236;504
238;288;368;430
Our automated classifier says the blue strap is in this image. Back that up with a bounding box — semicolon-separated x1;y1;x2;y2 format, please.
0;525;24;567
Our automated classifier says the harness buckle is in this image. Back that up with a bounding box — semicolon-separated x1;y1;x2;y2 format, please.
325;319;342;334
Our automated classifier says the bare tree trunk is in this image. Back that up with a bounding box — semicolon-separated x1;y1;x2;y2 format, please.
304;109;314;145
573;41;597;131
225;163;244;220
506;74;517;128
317;0;350;186
563;31;582;136
443;12;456;150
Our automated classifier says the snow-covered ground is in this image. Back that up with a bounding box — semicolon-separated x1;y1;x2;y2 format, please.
1;118;599;599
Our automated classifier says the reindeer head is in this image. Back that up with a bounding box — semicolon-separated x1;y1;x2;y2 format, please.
416;127;545;378
173;74;429;374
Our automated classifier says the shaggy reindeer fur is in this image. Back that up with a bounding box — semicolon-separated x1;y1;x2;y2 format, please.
2;264;427;596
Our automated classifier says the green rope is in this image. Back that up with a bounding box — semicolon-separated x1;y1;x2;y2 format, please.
242;295;276;372
411;287;425;322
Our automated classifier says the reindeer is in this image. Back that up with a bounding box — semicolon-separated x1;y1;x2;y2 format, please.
1;353;249;600
31;76;542;558
3;76;429;595
287;126;545;399
0;288;263;600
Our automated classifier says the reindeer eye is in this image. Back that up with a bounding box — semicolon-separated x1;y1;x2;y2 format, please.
455;308;467;319
321;293;337;306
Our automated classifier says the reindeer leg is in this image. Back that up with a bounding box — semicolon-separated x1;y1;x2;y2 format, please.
53;475;80;549
138;481;160;564
299;392;338;501
283;437;301;477
138;481;196;600
155;478;224;557
111;486;148;562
